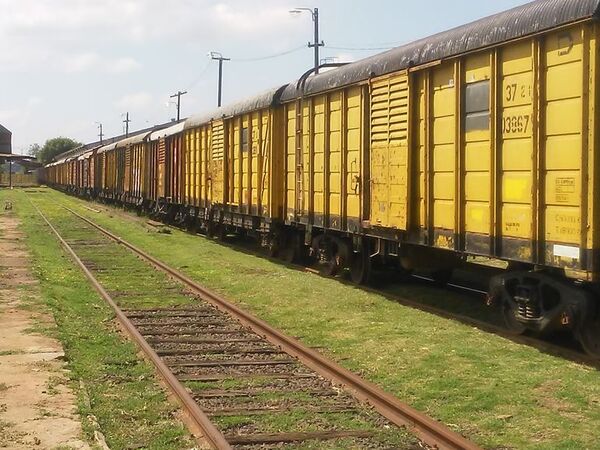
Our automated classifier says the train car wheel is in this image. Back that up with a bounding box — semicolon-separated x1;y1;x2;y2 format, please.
267;235;280;258
280;234;300;264
317;240;343;277
578;314;600;359
206;222;215;239
501;299;527;335
350;250;371;285
216;225;227;241
320;258;339;277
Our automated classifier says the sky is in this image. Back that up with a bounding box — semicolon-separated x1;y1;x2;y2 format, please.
0;0;531;154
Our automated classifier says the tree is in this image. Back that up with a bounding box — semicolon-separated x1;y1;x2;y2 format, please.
27;143;42;158
37;137;82;165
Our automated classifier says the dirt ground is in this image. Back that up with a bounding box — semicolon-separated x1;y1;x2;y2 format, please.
0;210;90;449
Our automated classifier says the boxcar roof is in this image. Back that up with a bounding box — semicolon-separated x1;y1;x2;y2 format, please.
281;0;600;101
115;130;153;147
97;142;119;154
149;121;185;141
184;85;287;129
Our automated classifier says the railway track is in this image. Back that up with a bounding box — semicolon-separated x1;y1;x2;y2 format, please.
66;197;600;368
29;199;480;450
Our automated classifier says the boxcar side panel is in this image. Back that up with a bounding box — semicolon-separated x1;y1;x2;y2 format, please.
431;63;458;248
542;26;585;269
369;72;410;231
463;52;493;254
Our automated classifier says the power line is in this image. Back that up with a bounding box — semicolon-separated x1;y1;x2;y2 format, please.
326;45;396;51
182;39;393;100
229;45;306;62
186;60;213;91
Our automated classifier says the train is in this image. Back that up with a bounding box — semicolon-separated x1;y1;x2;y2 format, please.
43;0;600;358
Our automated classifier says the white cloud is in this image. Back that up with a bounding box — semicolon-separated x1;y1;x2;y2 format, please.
115;92;154;111
61;52;100;73
0;0;310;151
211;2;302;35
0;0;305;73
0;108;20;123
52;52;142;74
0;97;45;143
108;57;142;73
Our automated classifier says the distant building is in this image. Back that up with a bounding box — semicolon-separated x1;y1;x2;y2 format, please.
0;124;11;154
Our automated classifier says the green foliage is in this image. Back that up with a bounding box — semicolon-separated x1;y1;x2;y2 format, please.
37;137;81;164
27;143;42;158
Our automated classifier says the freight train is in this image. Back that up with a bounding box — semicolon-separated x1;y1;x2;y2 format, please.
43;0;600;357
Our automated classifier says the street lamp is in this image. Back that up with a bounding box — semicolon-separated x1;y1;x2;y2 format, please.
210;51;230;107
290;7;325;74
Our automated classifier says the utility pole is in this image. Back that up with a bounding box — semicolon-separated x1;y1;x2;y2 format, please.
210;52;230;107
170;91;188;121
123;112;131;137
290;7;325;74
97;122;104;144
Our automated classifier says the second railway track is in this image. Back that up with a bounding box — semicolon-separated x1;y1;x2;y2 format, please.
29;198;479;450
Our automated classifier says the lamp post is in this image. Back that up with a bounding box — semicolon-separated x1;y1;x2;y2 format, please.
290;7;325;74
210;52;230;107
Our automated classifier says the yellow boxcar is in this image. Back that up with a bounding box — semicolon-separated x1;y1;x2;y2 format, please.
280;85;367;234
183;87;286;231
276;0;600;352
149;122;186;210
118;132;152;204
279;0;600;277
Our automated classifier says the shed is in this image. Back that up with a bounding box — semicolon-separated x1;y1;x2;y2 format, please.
0;124;12;154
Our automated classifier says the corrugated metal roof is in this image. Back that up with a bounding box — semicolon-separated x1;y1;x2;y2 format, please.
50;121;180;163
95;129;155;154
184;85;287;129
149;121;186;141
97;142;119;155
281;0;600;101
113;130;153;148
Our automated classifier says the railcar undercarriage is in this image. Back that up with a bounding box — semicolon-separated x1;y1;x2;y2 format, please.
489;270;600;357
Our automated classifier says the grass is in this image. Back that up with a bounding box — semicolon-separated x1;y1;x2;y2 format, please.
23;193;419;447
0;189;195;449
11;187;600;449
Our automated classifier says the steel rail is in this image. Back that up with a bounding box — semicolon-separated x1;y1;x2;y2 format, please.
63;198;599;367
29;201;232;450
65;206;480;450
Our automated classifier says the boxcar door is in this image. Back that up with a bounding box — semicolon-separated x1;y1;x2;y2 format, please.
210;120;225;205
369;72;410;230
157;138;166;199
